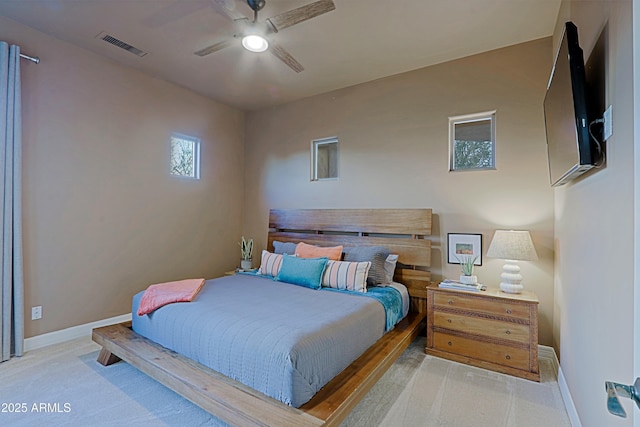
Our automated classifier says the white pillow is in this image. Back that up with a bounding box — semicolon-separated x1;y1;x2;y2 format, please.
382;254;399;285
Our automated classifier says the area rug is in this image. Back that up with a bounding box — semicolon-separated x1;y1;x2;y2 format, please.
0;336;569;426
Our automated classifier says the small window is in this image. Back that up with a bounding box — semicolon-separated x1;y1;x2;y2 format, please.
449;112;496;171
170;133;200;179
311;137;338;181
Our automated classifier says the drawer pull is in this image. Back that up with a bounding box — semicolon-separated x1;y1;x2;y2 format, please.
448;341;453;346
506;309;512;314
447;319;452;323
505;330;511;335
448;300;453;305
505;355;511;360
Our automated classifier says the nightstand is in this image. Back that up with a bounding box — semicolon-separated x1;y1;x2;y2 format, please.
425;284;540;381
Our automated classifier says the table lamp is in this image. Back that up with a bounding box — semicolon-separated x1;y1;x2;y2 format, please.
486;230;538;294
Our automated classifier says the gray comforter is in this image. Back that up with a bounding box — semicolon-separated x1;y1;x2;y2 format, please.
131;274;386;407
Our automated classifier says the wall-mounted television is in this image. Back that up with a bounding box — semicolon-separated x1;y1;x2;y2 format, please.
544;21;600;187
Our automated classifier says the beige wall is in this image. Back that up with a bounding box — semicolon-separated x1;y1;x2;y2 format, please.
0;16;245;338
553;1;635;426
5;4;635;423
243;39;556;345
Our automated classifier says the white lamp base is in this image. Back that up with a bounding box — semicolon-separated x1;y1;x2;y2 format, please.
499;261;523;294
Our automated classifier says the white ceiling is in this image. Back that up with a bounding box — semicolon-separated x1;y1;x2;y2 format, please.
0;0;561;111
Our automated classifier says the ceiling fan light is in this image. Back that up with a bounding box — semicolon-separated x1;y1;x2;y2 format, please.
242;35;269;52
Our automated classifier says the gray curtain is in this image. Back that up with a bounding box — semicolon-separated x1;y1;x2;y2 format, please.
0;41;24;362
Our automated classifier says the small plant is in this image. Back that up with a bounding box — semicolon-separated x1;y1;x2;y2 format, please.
239;236;253;261
456;255;478;276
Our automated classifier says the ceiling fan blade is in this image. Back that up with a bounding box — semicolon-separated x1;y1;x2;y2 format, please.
270;44;304;73
194;39;234;56
266;0;335;32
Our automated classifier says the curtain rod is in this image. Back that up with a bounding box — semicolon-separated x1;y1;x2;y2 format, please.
19;53;39;64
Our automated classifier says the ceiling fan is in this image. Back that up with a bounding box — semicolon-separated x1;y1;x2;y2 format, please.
194;0;336;73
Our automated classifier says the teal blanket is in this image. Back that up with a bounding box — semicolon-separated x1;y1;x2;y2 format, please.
321;286;403;331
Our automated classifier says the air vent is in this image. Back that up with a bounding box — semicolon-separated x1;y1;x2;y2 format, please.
95;32;148;57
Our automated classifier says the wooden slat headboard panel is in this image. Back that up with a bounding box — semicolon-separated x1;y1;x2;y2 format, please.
267;209;432;313
269;209;432;235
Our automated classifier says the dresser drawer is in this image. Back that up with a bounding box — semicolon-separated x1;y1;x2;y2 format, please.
433;311;530;344
433;332;530;371
433;292;530;319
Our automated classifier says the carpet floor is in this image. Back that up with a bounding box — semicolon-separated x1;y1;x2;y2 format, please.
0;336;570;426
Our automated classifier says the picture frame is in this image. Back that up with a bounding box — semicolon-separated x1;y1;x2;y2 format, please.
447;233;482;265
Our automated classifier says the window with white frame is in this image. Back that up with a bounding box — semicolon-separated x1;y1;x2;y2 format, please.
170;133;200;179
449;112;496;171
311;137;338;181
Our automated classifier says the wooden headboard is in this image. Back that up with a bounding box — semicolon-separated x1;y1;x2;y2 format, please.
267;209;432;313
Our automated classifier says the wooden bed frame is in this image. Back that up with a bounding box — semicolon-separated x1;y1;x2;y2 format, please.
92;208;432;426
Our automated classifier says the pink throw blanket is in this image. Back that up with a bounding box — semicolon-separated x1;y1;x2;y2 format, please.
137;278;205;316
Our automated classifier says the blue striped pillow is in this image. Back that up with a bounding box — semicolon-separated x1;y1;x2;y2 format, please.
322;260;371;292
259;250;284;277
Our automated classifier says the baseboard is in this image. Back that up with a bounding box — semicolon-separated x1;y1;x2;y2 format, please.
24;313;132;352
539;345;582;427
558;366;582;427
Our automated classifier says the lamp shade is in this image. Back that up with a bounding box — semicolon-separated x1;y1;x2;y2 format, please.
487;230;538;261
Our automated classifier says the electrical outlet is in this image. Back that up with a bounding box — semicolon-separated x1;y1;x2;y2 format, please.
603;105;613;140
31;306;42;320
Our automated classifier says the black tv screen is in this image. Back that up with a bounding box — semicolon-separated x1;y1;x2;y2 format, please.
544;22;595;187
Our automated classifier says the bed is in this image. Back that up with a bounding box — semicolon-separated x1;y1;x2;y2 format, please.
92;208;432;426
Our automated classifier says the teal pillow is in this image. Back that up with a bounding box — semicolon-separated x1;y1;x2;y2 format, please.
276;255;328;290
